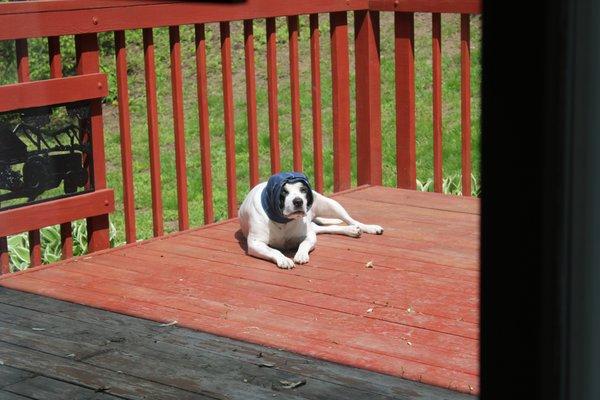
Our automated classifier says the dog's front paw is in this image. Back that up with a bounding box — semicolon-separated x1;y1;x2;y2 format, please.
346;225;362;238
276;256;295;269
294;251;310;264
362;224;384;235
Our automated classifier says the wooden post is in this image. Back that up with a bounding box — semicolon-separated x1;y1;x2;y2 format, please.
75;33;110;252
354;10;382;186
195;24;214;224
114;30;137;243
330;12;352;192
169;26;190;230
142;28;164;237
0;238;8;275
220;22;237;219
432;13;443;193
309;14;324;193
461;14;472;196
395;12;416;189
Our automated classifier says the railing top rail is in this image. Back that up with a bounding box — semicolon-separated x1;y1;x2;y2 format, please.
0;0;367;41
369;0;481;13
0;0;480;41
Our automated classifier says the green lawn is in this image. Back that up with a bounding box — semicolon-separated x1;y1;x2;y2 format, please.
1;12;481;250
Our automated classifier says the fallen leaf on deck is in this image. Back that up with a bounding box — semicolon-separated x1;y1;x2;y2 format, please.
366;308;373;313
258;362;276;368
31;327;45;331
158;320;178;327
366;261;374;268
279;379;306;389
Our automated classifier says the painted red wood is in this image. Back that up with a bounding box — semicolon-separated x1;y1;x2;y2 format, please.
288;15;303;172
432;13;443;193
169;26;190;230
343;185;480;214
266;17;281;174
329;12;352;192
194;24;214;224
59;223;73;260
15;38;29;83
309;14;324;193
354;10;382;186
0;73;107;113
143;28;164;237
43;259;478;370
243;19;260;188
48;37;74;259
0;238;8;275
0;0;371;41
100;249;478;339
27;231;41;268
48;36;62;78
15;37;41;268
188;226;479;282
0;187;480;394
0;190;115;238
75;34;110;253
461;14;472;197
369;0;481;13
0;0;176;14
114;30;137;243
395;12;416;189
0;0;370;15
220;22;237;219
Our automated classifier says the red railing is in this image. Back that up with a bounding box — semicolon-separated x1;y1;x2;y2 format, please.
0;0;482;272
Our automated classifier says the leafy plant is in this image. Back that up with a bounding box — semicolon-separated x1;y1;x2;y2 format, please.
416;174;481;196
7;220;118;272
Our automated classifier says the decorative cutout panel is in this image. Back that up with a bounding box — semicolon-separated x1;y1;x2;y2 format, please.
0;101;93;211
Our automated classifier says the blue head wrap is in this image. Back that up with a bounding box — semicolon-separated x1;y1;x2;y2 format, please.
261;172;314;224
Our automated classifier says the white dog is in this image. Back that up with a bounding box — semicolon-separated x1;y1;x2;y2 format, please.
238;172;383;269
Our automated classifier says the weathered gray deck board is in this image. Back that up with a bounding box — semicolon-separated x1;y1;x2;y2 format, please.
0;288;475;400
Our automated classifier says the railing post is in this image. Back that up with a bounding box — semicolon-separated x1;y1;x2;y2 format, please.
354;10;382;186
330;12;352;192
75;33;110;252
395;12;417;190
0;239;8;275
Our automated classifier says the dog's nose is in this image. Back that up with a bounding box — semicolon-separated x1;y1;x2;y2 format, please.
292;197;303;208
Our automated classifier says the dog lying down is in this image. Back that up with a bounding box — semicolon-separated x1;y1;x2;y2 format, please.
238;172;383;269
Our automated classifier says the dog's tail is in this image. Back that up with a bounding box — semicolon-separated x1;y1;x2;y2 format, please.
313;217;344;226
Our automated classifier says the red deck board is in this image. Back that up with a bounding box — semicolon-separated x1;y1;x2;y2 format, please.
0;186;480;394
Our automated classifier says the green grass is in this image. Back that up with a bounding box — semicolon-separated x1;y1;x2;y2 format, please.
1;13;481;254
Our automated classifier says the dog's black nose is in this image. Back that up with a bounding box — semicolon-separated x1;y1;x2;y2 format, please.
292;197;303;208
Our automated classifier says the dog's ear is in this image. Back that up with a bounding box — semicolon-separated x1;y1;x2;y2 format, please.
303;182;314;209
278;186;288;211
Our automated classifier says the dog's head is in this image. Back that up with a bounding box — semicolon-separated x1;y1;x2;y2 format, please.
261;172;314;223
279;181;311;220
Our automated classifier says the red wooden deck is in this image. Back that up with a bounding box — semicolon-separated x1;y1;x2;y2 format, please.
0;186;480;394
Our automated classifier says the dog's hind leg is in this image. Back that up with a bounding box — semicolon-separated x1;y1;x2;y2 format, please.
312;217;343;226
312;192;383;235
311;222;361;237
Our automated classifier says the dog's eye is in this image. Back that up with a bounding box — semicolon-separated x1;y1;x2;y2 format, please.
299;187;307;194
